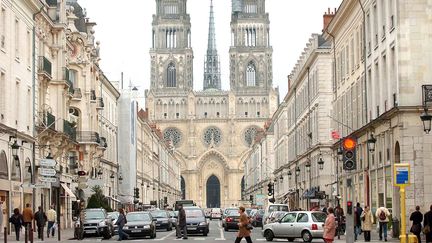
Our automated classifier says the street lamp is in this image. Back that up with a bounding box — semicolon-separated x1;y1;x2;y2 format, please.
110;173;115;179
420;109;432;134
367;134;377;153
317;157;324;170
295;167;301;176
305;160;311;173
279;174;283;182
287;170;292;180
11;140;20;160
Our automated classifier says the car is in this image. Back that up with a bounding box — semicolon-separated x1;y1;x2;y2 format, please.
222;207;238;228
210;208;222;219
223;210;240;231
251;209;264;227
262;211;327;242
245;208;253;216
184;207;209;236
82;208;114;239
107;212;119;235
265;211;288;224
150;210;173;231
204;208;212;218
263;204;289;226
123;211;157;239
169;211;178;225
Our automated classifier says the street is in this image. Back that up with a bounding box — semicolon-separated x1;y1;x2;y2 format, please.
1;220;401;243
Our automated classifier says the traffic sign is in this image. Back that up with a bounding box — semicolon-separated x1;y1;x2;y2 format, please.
40;159;56;167
394;163;410;186
39;168;56;177
39;177;58;183
32;183;50;189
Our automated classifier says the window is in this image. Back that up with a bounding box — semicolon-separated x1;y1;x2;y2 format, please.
0;72;4;116
166;63;176;87
163;127;182;147
203;127;222;146
152;30;155;48
164;5;178;14
297;213;309;223
15;19;19;58
281;213;297;223
26;30;31;66
165;29;176;48
246;62;256;86
244;4;257;13
1;7;5;48
245;28;256;47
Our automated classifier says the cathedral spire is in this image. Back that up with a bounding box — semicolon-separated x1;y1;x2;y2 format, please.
203;0;221;90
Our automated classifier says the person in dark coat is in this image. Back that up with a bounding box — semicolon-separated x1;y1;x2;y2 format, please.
116;208;129;241
410;206;423;243
9;208;23;241
177;204;187;239
424;204;432;243
354;203;363;241
34;206;48;239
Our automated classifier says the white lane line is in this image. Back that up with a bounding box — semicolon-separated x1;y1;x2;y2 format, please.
216;227;226;240
154;230;176;241
193;238;205;240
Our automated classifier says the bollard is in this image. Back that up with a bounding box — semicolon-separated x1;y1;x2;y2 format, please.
4;227;7;243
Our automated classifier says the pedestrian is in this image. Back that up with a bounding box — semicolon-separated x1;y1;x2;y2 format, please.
22;203;33;231
423;204;432;243
375;205;390;241
354;203;363;241
34;206;48;239
177;204;187;239
47;205;56;238
235;206;252;243
115;208;129;241
323;207;336;243
9;208;23;241
360;205;374;242
410;206;423;243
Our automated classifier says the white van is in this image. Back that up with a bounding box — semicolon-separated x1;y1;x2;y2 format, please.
263;203;290;225
210;208;222;219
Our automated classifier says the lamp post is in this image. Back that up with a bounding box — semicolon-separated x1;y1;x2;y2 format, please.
367;134;377;153
295;167;300;208
318;156;324;170
11;140;20;160
420;109;432;134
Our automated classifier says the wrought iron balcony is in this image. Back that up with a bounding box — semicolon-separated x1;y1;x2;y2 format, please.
66;77;74;95
96;97;104;110
38;111;56;130
100;137;108;148
63;120;77;141
90;90;96;102
72;88;82;100
76;131;101;144
38;56;52;80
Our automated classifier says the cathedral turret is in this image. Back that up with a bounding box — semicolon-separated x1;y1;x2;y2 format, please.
149;0;194;93
203;0;221;91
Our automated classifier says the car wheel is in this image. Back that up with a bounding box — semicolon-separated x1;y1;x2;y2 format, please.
287;237;295;242
264;230;274;241
301;231;312;242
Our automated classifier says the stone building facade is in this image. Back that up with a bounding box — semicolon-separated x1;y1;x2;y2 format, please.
145;0;278;208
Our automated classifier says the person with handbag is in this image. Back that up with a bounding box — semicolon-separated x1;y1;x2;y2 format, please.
410;206;423;243
235;206;253;243
424;204;432;243
360;206;374;242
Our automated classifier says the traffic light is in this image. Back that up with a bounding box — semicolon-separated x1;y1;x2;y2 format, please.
347;201;353;215
342;137;357;170
249;195;253;202
267;183;274;196
77;171;87;176
134;187;140;198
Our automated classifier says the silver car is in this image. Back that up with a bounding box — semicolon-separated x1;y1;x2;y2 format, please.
262;211;327;242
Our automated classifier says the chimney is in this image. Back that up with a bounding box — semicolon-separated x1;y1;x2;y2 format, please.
323;8;336;32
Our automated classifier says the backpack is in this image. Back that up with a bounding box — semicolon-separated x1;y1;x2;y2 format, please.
379;210;387;220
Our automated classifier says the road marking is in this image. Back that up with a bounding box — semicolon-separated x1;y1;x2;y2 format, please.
154;230;176;241
216;227;226;240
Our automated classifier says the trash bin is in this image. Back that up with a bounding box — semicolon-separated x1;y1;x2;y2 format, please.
392;217;400;238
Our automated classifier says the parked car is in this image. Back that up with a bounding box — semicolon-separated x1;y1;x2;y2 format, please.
210;208;222;219
222;207;239;229
251;209;264;227
263;204;289;226
150;210;173;231
265;211;288;224
123;211;157;239
169;211;178;225
223;210;241;231
107;212;119;235
82;208;114;239
184;207;209;236
204;208;212;218
262;211;327;242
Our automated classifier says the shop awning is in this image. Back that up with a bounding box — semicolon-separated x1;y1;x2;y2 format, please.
61;183;76;200
107;196;121;203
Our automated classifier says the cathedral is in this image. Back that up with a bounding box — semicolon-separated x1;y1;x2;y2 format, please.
145;0;278;208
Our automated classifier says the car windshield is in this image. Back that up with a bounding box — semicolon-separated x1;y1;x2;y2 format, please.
274;212;287;219
312;212;327;222
85;210;105;220
127;213;151;222
257;209;264;215
185;209;204;218
225;209;237;215
107;212;119;220
150;211;168;218
268;205;289;213
227;210;240;216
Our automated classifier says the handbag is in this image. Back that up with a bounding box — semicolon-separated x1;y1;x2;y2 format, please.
423;225;431;234
411;224;421;234
246;223;254;230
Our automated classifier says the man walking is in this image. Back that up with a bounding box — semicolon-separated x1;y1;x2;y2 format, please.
47;206;56;238
177;204;187;239
22;203;33;232
410;206;423;243
354;203;363;241
375;205;390;241
34;206;47;239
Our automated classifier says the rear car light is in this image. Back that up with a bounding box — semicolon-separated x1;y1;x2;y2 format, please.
226;217;232;222
311;224;318;230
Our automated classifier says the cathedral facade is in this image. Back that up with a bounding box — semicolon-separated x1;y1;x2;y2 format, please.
145;0;278;208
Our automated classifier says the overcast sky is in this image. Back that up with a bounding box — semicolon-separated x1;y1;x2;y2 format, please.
79;0;342;104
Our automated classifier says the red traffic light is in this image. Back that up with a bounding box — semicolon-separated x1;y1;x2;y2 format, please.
77;171;87;176
342;137;356;150
347;201;353;207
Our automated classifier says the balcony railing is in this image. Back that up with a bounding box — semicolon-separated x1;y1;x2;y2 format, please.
72;88;82;100
38;111;56;130
63;120;77;141
76;131;100;144
66;78;74;95
90;90;96;102
96;97;104;110
100;137;108;148
38;56;52;79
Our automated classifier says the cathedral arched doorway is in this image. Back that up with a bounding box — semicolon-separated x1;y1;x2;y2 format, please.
181;176;186;200
206;175;220;208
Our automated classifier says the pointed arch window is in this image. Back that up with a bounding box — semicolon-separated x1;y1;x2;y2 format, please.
246;62;257;86
167;63;176;87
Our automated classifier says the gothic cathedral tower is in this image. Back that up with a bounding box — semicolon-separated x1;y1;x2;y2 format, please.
150;0;193;93
230;0;273;93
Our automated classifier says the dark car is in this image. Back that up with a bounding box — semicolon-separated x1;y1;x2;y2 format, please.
150;210;172;231
123;212;156;239
184;207;209;236
82;208;114;239
223;210;240;231
251;209;264;227
222;207;238;229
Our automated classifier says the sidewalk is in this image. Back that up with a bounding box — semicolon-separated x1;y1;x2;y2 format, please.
333;229;419;243
0;227;75;242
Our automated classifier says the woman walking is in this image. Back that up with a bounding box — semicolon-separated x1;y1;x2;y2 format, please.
360;206;374;242
116;208;129;241
9;208;24;241
410;206;423;243
323;207;336;243
235;206;252;243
